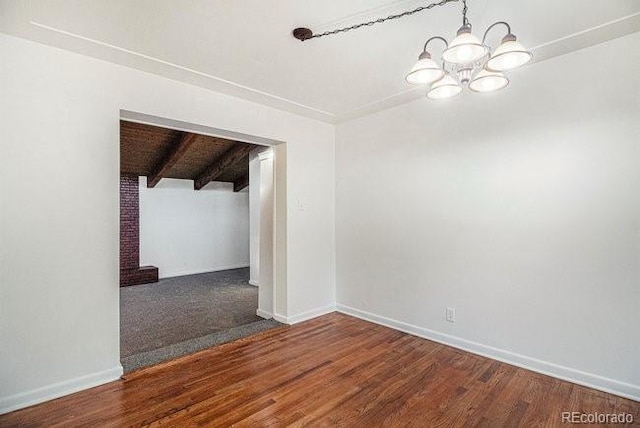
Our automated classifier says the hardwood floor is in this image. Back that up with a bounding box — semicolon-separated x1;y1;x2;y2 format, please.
1;313;638;427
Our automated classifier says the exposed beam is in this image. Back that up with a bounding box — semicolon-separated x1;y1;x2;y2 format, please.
147;132;198;188
233;173;249;192
194;143;254;190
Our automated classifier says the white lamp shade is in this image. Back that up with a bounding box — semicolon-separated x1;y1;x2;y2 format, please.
406;56;445;85
442;27;488;65
469;69;509;93
486;39;532;71
427;75;462;100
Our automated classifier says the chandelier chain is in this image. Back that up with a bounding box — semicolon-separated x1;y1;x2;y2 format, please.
306;0;460;40
462;0;469;25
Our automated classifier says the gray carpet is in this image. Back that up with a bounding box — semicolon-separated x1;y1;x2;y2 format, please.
120;268;282;372
121;319;282;372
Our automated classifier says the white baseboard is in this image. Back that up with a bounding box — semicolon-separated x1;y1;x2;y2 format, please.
337;304;640;402
158;264;250;279
249;280;259;287
0;365;123;415
256;309;273;319
273;313;288;324
274;304;336;325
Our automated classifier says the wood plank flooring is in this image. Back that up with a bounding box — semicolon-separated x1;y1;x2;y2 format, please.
1;313;638;427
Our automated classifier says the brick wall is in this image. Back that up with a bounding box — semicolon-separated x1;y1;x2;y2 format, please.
120;175;140;270
120;175;158;286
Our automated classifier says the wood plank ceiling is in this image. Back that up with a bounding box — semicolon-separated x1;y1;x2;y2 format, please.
120;121;261;191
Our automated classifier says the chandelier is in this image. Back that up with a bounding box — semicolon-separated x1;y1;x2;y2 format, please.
406;0;532;99
292;0;532;100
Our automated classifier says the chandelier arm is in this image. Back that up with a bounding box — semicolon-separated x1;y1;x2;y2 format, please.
423;36;449;53
482;21;512;44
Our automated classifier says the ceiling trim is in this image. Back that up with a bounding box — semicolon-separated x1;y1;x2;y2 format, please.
528;11;640;64
30;21;337;123
312;0;447;34
26;11;640;125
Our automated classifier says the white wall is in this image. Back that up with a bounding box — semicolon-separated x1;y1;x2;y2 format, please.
248;153;261;286
336;32;640;400
0;33;335;413
258;151;275;318
139;177;249;278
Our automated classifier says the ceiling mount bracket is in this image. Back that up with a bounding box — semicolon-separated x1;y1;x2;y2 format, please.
293;28;313;41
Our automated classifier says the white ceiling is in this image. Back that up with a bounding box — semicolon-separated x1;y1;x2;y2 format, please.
1;0;639;123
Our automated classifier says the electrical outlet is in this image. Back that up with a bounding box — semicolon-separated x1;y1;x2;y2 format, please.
446;307;456;323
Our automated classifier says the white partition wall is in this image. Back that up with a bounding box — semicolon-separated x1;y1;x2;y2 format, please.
257;150;275;319
248;152;261;287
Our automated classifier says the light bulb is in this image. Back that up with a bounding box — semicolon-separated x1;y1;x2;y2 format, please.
469;69;509;93
427;75;462;100
406;52;445;85
442;25;488;65
486;35;532;71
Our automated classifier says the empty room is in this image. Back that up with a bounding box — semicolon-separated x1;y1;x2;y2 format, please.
0;0;638;426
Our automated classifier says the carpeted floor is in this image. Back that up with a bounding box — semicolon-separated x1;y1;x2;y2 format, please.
120;268;282;372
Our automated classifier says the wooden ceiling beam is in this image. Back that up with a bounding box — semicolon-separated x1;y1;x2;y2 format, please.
194;143;254;190
147;132;198;188
233;173;249;192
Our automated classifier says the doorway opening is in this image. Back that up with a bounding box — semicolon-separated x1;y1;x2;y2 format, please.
118;111;285;372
